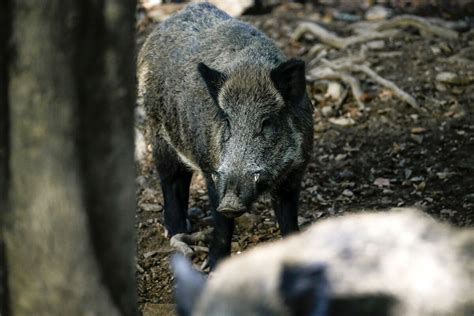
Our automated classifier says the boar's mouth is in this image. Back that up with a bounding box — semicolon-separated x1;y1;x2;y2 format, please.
218;209;246;218
217;192;247;218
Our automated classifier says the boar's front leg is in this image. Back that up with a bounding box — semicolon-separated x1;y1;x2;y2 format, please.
155;137;193;236
271;172;302;236
207;179;235;270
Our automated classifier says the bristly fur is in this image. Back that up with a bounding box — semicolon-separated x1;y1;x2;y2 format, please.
138;3;314;269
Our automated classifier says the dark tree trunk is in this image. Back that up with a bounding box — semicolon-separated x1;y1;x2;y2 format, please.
75;2;138;315
0;0;11;314
4;1;137;315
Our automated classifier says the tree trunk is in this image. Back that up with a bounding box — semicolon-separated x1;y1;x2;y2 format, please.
4;1;137;315
0;0;11;313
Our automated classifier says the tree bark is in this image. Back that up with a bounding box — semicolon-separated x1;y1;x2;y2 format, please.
0;0;11;313
5;1;137;315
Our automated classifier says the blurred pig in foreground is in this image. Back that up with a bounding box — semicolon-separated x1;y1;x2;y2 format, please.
172;208;474;316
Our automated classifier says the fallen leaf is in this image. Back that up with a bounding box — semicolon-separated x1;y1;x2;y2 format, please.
411;127;426;134
329;117;355;126
374;177;390;188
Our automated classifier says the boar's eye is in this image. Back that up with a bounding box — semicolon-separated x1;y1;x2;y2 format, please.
222;118;231;142
259;117;274;138
254;172;260;184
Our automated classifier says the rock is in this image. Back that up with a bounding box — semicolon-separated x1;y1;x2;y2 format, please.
136;175;148;188
140;203;162;212
140;188;160;203
435;82;448;92
374;177;390;188
325;81;343;100
430;46;442;55
411;134;424;144
436;72;473;85
342;189;354;197
235;213;260;230
188;207;205;220
436;171;455;180
321;105;334;117
335;154;347;161
414;181;426;191
365;5;392;21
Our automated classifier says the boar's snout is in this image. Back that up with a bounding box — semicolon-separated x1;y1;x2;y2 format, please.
217;192;246;218
215;170;263;218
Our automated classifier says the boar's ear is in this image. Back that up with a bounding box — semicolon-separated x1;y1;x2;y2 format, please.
270;59;306;106
198;62;227;105
171;254;207;316
279;262;329;316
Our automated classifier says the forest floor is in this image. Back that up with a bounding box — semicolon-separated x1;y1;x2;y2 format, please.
134;3;474;314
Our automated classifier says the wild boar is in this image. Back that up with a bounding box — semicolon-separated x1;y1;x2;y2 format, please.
138;3;313;268
172;208;474;316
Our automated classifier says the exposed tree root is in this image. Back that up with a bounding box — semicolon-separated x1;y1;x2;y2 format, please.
170;229;211;258
292;21;397;49
375;15;459;40
321;59;419;110
309;51;420;110
442;47;474;67
294;14;458;51
309;67;365;109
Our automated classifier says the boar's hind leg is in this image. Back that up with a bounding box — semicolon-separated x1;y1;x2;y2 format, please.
207;181;235;270
155;138;192;236
271;173;302;236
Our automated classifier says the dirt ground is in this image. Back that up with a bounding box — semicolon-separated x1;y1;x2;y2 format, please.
134;3;473;313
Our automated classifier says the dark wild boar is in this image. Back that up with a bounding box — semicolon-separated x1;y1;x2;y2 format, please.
138;3;313;268
172;209;474;316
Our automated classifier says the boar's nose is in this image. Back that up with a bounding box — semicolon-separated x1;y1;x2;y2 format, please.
217;192;246;218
